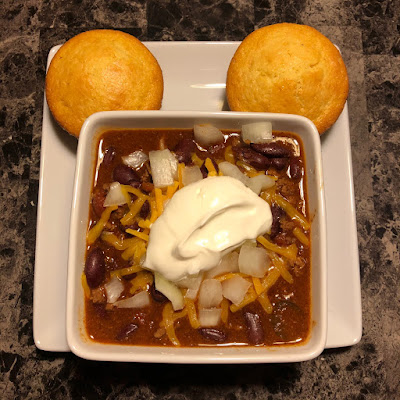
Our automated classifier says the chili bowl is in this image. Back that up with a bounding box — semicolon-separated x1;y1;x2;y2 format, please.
67;110;327;363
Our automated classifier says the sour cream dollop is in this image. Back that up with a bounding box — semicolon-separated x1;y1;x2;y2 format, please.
144;176;272;281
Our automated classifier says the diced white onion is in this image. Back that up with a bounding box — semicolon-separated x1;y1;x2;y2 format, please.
177;274;203;300
113;290;150;308
221;276;251;305
185;287;200;300
198;308;222;327
205;251;239;279
122;151;148;169
149;149;178;188
198;279;223;308
175;273;203;290
241;122;273;143
247;174;275;195
219;162;275;195
103;182;127;207
182;165;203;186
218;161;249;186
238;244;270;278
154;272;184;311
104;276;124;304
194;124;224;147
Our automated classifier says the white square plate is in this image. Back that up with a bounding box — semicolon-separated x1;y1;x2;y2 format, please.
34;41;362;352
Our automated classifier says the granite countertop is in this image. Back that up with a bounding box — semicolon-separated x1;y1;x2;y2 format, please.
1;1;399;399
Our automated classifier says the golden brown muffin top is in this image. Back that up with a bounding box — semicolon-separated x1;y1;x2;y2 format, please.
46;30;163;137
226;23;349;134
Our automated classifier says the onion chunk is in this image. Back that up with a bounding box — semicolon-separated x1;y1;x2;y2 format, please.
154;272;184;310
205;251;239;278
103;182;127;207
238;244;270;277
114;290;150;308
218;161;249;186
247;174;275;195
149;149;178;188
122;151;148;169
198;279;223;308
182;165;203;186
198;308;222;327
241;122;272;144
104;276;124;304
194;124;224;147
221;276;251;305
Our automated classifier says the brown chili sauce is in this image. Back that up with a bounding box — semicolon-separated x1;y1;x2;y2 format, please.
84;128;311;347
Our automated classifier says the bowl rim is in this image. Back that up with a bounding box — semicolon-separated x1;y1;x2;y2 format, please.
67;110;327;363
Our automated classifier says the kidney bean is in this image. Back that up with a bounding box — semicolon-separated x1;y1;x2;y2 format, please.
271;157;289;171
250;142;292;158
85;248;106;288
174;138;196;164
150;283;168;303
92;187;106;217
102;147;116;166
116;323;138;341
113;164;140;185
139;200;150;219
270;203;285;238
233;146;271;170
289;158;303;180
243;311;264;345
199;328;227;342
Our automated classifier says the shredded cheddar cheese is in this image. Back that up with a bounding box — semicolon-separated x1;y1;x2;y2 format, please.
221;298;230;324
126;228;149;242
166;181;179;199
191;153;203;167
110;265;143;278
293;227;310;246
272;193;311;230
154;187;164;216
129;271;154;294
224;145;235;164
120;185;149;201
257;236;298;261
252;277;264;295
214;272;248;282
257;292;273;314
230;286;258;312
184;298;200;329
87;205;118;245
101;232;138;251
178;163;185;189
205;158;217;176
270;253;293;284
81;273;91;298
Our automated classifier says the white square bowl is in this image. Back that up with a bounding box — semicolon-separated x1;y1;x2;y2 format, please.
67;110;327;363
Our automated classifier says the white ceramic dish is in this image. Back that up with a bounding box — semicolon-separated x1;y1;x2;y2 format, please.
67;110;327;363
33;41;362;352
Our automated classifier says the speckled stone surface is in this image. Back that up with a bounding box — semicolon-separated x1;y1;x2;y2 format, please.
1;1;399;399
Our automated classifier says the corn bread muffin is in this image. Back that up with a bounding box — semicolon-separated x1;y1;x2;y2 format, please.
226;23;349;134
46;30;163;137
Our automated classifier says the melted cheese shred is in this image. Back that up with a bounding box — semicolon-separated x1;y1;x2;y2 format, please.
87;205;118;245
